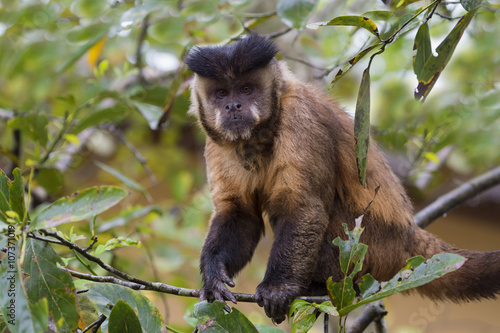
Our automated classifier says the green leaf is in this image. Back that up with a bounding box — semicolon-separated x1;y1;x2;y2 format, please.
192;301;259;332
460;0;482;11
85;282;164;333
308;16;380;39
354;67;371;187
32;186;128;229
277;0;318;29
315;301;339;316
339;253;466;315
22;239;79;332
9;169;25;223
333;224;368;278
294;313;317;333
333;44;380;84
108;299;143;333
415;8;478;101
76;294;100;331
95;161;152;201
289;299;311;318
361;10;394;21
73;105;130;134
131;101;163;131
413;23;432;79
292;304;313;323
327;276;356;310
98;205;162;233
254;325;287;333
0;170;11;219
0;241;49;333
94;237;141;256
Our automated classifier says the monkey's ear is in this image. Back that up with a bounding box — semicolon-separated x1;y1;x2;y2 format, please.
184;34;278;79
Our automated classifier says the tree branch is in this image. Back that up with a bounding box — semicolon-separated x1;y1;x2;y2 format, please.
415;165;500;228
28;229;329;303
346;301;387;333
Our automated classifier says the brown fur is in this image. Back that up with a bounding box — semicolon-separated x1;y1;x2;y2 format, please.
186;36;500;323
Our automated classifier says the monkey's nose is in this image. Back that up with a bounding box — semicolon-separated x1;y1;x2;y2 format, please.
225;103;242;112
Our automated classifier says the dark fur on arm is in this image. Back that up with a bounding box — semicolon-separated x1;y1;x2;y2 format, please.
200;201;264;303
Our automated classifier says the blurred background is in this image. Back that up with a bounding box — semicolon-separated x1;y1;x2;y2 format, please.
0;0;499;331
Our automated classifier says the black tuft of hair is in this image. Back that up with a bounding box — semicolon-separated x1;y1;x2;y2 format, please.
184;34;278;79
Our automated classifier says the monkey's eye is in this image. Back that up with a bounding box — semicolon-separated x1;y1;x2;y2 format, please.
240;86;252;94
216;89;227;98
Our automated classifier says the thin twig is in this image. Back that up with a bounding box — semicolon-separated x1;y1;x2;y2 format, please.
435;12;461;20
81;314;106;333
267;27;293;39
29;230;329;302
285;56;328;71
415;165;500;228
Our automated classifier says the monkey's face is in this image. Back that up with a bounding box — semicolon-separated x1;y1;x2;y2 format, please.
191;68;274;142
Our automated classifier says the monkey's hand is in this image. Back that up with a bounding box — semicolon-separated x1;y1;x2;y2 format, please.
199;262;237;307
255;281;302;324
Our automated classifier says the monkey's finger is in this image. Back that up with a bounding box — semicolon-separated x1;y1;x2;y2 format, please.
223;303;231;312
199;289;208;302
222;288;237;304
220;270;235;287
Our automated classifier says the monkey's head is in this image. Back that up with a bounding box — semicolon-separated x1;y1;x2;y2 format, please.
185;35;282;142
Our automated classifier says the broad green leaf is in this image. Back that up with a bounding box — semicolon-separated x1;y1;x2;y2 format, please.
333;224;368;278
294;313;317;333
73;105;130;134
292;304;313;323
354;67;371;187
0;170;11;217
413;23;432;78
0;241;49;333
333;44;380;84
339;253;466;315
277;0;318;29
76;294;100;331
108;300;142;333
192;301;258;332
95;161;151;201
8;114;49;148
94;236;141;256
97;205;162;233
131;101;163;131
254;325;287;333
415;8;478;101
22;239;79;332
308;16;380;39
289;299;311;318
32;186;128;229
327;276;356;310
461;0;482;11
85;282;164;333
361;10;394;21
8;169;25;222
315;301;338;316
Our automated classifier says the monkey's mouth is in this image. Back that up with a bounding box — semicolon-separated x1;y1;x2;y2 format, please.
221;114;255;140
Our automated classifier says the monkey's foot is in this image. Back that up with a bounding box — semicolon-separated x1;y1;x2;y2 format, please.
255;282;302;324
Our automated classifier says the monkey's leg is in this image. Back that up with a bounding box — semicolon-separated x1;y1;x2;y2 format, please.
255;202;329;324
200;204;264;305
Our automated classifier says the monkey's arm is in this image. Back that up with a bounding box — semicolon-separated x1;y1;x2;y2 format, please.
200;200;264;304
255;197;329;323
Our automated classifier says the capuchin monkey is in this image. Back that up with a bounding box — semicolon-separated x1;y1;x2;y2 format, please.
184;34;500;324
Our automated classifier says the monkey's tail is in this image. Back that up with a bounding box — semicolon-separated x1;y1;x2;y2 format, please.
411;227;500;302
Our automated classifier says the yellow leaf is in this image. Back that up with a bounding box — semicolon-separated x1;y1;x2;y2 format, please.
63;134;81;146
87;36;107;69
423;152;440;164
